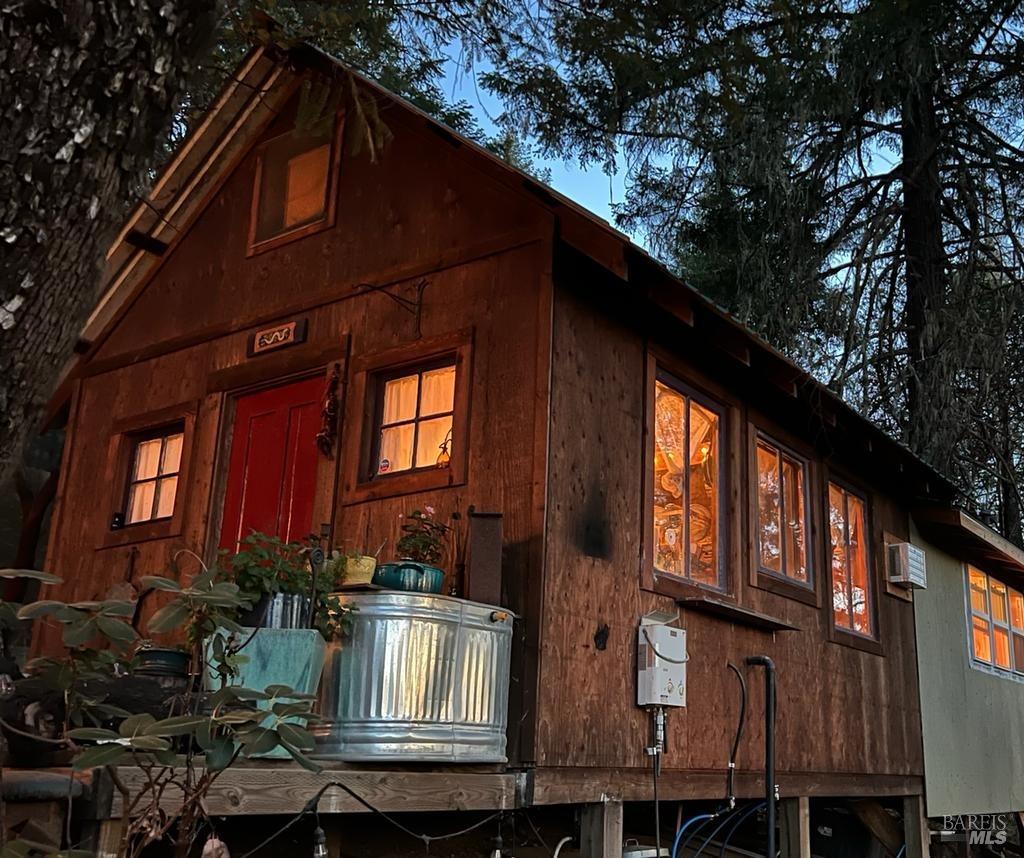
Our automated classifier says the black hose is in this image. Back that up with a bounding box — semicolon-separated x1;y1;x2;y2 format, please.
726;662;747;806
745;656;776;858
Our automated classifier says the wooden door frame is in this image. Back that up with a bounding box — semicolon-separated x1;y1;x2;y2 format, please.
203;337;350;562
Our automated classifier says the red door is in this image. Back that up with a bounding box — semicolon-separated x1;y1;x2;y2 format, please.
219;375;322;551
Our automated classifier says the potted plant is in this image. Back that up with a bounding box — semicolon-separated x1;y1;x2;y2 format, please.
324;548;378;587
374;507;451;593
226;533;315;627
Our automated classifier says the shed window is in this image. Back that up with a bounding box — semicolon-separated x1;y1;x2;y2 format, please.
373;362;456;477
755;435;811;586
124;427;184;524
652;376;724;588
967;565;1024;674
251;124;334;247
829;482;874;636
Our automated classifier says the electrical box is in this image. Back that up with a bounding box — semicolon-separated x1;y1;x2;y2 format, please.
888;542;927;589
637;621;687;708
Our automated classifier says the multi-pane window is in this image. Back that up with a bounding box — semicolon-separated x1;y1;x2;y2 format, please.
828;482;873;636
755;435;811;585
374;362;456;476
125;427;184;524
651;376;723;588
252;125;333;246
968;565;1024;674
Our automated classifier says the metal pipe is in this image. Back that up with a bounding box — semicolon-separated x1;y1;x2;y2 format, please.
745;656;776;858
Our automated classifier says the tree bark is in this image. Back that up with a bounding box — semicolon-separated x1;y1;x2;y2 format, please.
0;0;221;487
901;58;948;468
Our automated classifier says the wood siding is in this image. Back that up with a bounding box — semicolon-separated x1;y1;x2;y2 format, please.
537;281;922;792
40;90;554;766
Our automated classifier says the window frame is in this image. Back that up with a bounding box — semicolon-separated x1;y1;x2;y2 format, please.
99;403;198;549
748;426;817;604
642;356;736;600
246;112;345;257
342;330;473;505
965;564;1024;679
122;426;186;526
824;474;881;652
371;357;458;478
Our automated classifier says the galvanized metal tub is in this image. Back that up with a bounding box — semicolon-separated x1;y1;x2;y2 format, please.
313;592;514;762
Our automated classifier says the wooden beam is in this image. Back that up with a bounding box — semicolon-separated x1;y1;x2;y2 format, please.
779;797;810;858
580;800;623;858
850;799;902;856
529;768;923;806
107;766;518;818
903;795;931;858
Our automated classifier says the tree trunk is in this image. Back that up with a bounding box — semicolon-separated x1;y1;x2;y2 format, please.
999;397;1022;542
0;0;221;488
900;29;949;468
901;62;948;468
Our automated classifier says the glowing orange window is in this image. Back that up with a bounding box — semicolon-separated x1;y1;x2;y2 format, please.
829;483;874;637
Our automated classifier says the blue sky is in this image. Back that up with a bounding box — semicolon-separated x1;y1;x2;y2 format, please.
441;58;630;231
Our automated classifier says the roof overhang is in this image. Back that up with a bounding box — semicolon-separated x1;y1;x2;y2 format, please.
914;507;1024;582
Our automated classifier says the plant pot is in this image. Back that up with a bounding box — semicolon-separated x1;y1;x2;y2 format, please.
237;592;270;628
206;628;327;758
238;593;312;629
372;562;445;593
135;647;189;678
343;555;377;586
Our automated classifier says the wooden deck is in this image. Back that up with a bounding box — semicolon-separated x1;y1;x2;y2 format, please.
96;762;521;818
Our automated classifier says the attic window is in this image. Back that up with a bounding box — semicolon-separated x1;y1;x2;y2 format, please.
248;120;339;253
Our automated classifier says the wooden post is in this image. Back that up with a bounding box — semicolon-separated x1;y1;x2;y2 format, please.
94;819;122;858
779;796;810;858
326;819;343;857
581;800;623;858
903;795;930;858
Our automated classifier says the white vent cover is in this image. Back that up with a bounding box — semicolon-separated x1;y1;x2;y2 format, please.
888;542;927;589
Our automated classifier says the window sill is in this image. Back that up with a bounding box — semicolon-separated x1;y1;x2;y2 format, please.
646;572;730;603
829;626;883;656
246;217;333;257
343;466;465;505
752;571;819;607
98;520;179;549
970;659;1024;684
677;596;798;633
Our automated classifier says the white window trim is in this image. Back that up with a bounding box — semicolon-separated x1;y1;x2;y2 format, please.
963;563;1024;682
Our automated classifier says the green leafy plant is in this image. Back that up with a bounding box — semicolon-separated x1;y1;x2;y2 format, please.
0;566;325;858
396;507;450;566
226;532;313;601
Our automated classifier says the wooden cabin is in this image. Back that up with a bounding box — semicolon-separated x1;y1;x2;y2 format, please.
36;40;963;857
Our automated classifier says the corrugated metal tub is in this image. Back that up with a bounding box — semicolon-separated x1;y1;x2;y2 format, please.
313;592;514;762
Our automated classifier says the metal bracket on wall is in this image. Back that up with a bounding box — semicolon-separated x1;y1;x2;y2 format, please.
355;278;429;337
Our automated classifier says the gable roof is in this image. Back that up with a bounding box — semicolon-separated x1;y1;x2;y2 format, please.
56;34;958;505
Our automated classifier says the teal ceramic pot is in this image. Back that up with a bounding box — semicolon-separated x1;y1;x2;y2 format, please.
372;562;445;593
